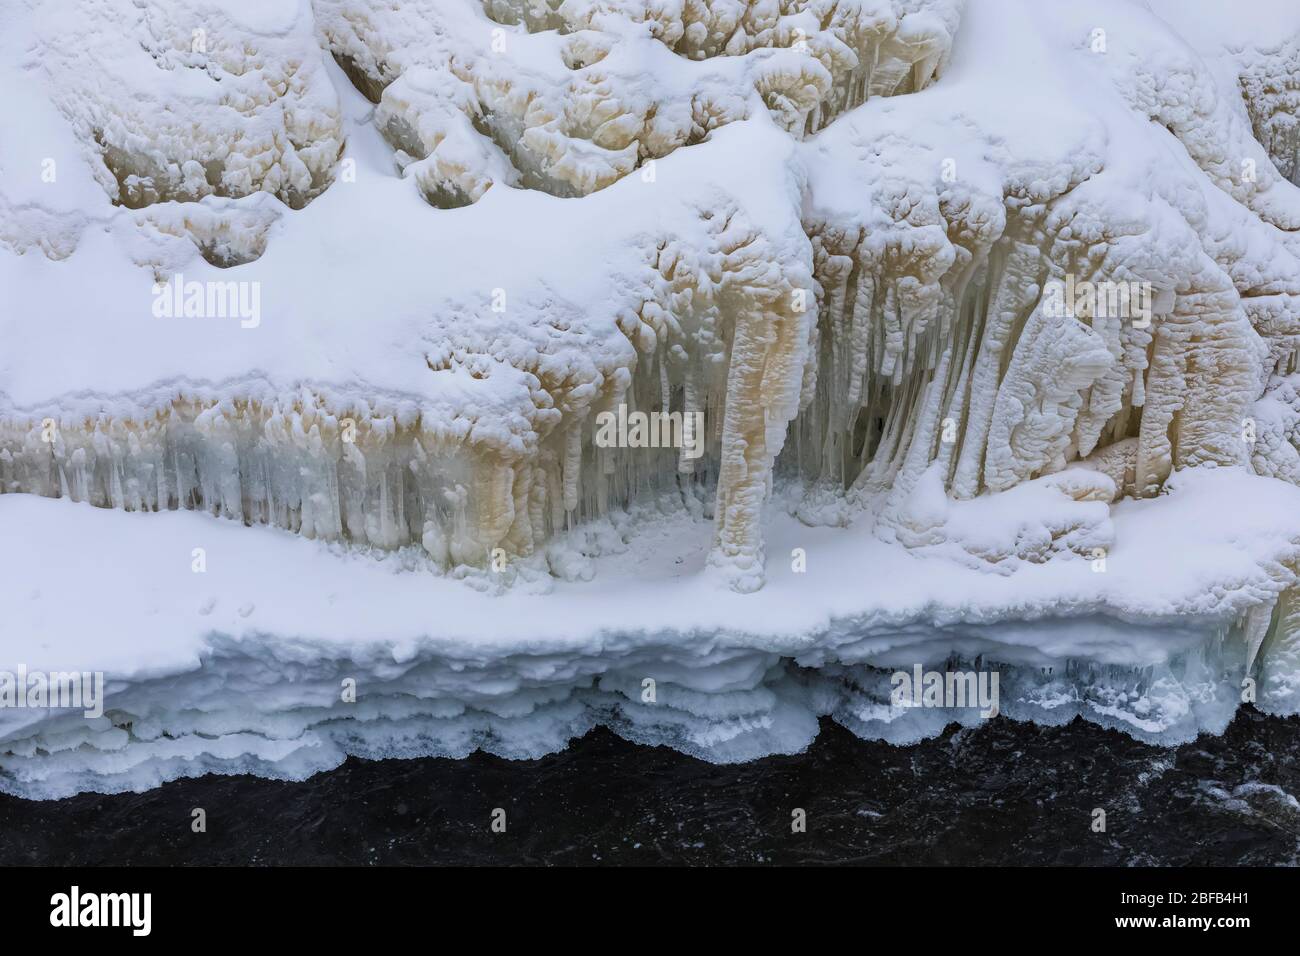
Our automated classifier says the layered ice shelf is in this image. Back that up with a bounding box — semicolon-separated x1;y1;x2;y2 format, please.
2;467;1300;798
3;0;1300;796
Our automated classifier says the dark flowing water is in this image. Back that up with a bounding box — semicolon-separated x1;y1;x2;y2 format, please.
3;709;1298;865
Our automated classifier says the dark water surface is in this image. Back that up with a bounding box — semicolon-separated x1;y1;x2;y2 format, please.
3;710;1298;865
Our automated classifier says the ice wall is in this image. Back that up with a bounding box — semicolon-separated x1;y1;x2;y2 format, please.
1;0;1300;601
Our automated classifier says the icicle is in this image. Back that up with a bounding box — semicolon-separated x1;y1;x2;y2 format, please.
562;423;581;513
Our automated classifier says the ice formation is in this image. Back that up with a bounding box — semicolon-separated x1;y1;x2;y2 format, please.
3;0;1300;796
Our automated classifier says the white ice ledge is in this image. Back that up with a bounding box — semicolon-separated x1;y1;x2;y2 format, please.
2;466;1300;798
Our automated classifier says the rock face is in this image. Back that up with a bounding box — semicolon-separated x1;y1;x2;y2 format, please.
4;0;1300;795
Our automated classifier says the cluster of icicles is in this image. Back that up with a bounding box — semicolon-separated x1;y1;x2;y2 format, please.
0;188;1266;592
788;206;1256;520
0;208;811;591
4;0;964;592
8;0;1300;595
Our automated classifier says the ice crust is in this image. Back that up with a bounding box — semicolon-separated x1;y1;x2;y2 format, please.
3;0;1300;796
2;466;1299;798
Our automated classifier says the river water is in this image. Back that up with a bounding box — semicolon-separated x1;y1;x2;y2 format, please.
2;710;1297;865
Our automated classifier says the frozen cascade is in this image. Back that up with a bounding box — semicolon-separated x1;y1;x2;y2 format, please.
5;0;1295;588
4;0;1300;795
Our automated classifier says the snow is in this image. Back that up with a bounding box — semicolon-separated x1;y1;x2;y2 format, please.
2;465;1298;797
2;0;1300;795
